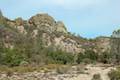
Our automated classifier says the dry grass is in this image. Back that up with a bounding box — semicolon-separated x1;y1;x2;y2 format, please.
0;64;65;73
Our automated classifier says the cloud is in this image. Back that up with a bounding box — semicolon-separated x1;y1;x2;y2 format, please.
39;0;109;9
5;0;109;11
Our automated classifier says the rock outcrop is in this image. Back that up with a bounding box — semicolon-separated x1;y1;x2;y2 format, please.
0;11;113;54
29;14;56;33
29;14;67;33
56;21;67;33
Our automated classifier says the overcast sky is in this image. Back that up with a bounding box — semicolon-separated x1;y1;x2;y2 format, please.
0;0;120;38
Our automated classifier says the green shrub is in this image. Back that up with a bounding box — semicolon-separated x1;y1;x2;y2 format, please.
99;52;112;64
84;50;98;61
92;74;102;80
76;53;85;64
47;50;74;64
76;50;98;64
108;68;120;80
0;48;26;67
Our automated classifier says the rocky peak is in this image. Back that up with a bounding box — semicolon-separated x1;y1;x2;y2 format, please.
28;13;67;33
29;13;56;26
0;10;114;55
28;13;56;32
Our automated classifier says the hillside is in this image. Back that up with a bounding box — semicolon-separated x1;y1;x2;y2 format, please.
1;10;120;80
0;10;120;65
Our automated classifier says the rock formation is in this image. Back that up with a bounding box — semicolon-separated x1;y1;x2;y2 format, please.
0;11;114;54
29;14;67;34
56;21;67;33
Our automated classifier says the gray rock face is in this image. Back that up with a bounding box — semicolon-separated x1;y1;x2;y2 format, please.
42;33;85;54
53;36;85;54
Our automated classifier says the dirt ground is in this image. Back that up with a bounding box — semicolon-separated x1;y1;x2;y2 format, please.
68;64;116;80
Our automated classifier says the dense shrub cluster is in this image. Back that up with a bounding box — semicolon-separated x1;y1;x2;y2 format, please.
108;68;120;80
76;50;98;64
46;50;74;64
76;50;113;64
0;48;26;67
99;52;112;64
0;42;74;66
0;44;113;67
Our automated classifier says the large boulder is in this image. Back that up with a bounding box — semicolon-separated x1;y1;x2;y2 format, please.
29;13;56;33
29;14;68;33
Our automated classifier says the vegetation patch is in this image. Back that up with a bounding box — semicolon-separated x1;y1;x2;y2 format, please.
92;74;102;80
108;67;120;80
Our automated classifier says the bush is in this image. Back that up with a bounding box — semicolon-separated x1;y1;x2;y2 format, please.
47;50;74;64
108;68;120;80
76;53;85;64
84;50;98;61
92;74;102;80
76;50;98;64
0;48;26;67
99;52;112;64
